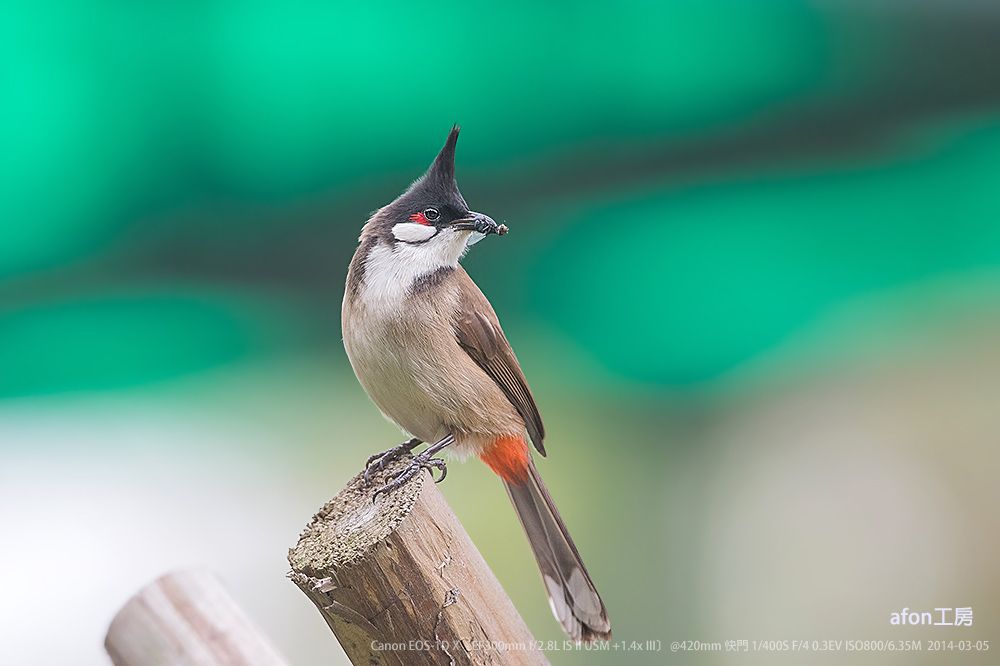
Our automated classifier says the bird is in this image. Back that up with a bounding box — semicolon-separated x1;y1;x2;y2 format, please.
341;126;611;642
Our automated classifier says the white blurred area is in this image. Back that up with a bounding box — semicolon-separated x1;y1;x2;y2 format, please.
0;357;367;666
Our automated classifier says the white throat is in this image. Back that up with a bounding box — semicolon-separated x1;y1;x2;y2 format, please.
360;228;471;308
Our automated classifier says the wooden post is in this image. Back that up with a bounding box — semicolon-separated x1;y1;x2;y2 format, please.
105;569;289;666
288;456;549;666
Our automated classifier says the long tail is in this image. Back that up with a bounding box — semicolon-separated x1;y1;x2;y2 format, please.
482;437;611;642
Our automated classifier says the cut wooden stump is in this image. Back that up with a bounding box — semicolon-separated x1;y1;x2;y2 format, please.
105;569;288;666
288;455;548;665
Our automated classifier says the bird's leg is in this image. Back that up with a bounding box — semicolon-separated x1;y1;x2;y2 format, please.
363;437;421;486
373;434;454;498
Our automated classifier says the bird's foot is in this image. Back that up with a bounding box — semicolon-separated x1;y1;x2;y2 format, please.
364;438;421;486
372;451;448;499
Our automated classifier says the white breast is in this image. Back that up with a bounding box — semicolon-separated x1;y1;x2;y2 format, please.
346;230;467;441
358;229;472;310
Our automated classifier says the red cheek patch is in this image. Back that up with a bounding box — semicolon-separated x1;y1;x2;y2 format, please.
408;212;430;225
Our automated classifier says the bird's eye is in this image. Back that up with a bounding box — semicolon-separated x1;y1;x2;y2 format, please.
424;208;440;222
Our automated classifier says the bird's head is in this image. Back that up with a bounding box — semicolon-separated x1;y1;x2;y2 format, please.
361;126;506;265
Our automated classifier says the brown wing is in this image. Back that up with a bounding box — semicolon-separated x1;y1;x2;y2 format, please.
453;272;546;455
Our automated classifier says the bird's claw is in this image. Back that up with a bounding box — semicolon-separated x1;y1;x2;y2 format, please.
372;452;448;499
364;438;420;486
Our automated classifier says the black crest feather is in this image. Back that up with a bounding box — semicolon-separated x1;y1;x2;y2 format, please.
427;124;460;184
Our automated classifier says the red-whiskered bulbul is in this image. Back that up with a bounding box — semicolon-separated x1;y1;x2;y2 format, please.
341;126;611;642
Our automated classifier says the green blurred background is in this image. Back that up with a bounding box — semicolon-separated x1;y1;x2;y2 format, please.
2;1;999;664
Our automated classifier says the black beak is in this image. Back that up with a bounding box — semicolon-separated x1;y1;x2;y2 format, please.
452;211;508;236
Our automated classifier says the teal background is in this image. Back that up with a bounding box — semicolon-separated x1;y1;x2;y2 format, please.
2;2;998;664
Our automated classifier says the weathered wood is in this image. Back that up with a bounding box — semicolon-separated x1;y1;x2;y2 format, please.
288;456;548;665
105;569;288;666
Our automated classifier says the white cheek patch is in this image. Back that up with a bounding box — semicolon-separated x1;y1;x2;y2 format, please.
391;222;438;243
